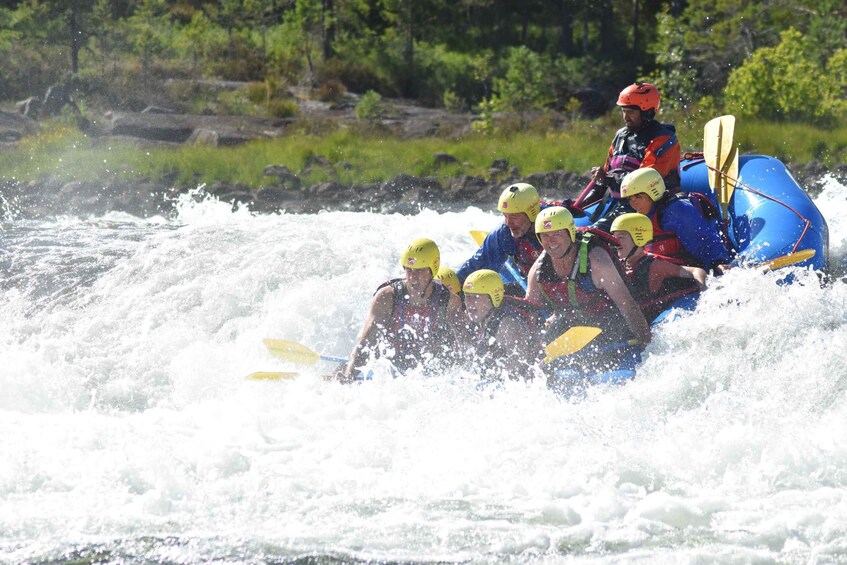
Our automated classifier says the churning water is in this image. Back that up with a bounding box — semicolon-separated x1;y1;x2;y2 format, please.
2;178;847;564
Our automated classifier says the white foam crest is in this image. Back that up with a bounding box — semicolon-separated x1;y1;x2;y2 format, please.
3;184;847;562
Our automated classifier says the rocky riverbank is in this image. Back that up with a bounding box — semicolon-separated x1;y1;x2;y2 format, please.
1;92;845;219
2;156;843;220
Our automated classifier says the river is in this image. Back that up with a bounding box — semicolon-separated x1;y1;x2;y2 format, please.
2;178;847;564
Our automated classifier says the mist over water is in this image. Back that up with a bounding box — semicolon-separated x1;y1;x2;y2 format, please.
1;178;847;564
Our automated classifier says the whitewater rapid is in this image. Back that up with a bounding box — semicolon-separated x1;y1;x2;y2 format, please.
1;178;846;564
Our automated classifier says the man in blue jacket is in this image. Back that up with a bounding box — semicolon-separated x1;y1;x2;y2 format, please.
457;183;544;289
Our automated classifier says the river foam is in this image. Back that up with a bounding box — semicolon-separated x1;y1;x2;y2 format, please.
1;178;846;563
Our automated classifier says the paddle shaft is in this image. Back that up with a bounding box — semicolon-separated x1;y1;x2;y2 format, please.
468;230;528;292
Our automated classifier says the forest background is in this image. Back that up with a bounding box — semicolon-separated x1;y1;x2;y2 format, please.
0;0;845;193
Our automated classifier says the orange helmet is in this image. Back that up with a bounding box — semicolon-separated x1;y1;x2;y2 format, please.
617;83;660;118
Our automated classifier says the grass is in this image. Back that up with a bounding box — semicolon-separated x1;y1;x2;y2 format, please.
1;114;845;190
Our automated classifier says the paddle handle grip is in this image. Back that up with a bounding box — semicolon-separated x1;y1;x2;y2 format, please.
321;354;349;364
504;259;528;292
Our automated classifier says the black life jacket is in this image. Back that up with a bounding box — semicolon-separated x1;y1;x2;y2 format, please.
609;120;681;190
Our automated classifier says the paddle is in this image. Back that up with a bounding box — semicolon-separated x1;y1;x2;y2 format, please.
263;338;348;365
468;230;528;292
703;115;738;220
542;326;603;363
756;248;816;271
245;371;299;381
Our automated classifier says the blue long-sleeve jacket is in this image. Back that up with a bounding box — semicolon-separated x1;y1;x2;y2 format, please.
456;223;542;284
654;198;732;271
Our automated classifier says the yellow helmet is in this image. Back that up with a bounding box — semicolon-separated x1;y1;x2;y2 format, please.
534;206;576;243
620;167;666;202
462;269;504;308
434;266;461;294
400;238;440;277
497;183;541;222
610;212;654;247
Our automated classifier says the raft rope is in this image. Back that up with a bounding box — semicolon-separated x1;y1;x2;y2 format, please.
683;152;812;256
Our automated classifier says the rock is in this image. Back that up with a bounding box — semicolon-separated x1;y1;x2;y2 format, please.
490;159;510;172
189;128;220;146
255;186;291;202
262;164;302;190
0;110;35;140
433;152;459;167
105;111;292;144
141;106;177;114
381;174;442;202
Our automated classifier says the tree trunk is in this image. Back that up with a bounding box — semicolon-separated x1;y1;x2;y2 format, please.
559;0;574;55
69;4;80;74
632;0;640;58
599;0;614;56
323;0;335;60
404;0;414;96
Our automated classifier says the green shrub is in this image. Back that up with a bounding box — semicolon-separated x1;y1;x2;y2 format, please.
724;29;842;124
244;82;270;105
490;46;553;117
268;98;299;118
355;90;384;120
443;90;466;113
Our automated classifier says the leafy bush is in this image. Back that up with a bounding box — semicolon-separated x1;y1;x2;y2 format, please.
724;29;843;123
490;46;553;116
355;90;385;120
268;98;299;118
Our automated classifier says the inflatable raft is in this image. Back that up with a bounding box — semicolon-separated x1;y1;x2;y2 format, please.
546;152;830;389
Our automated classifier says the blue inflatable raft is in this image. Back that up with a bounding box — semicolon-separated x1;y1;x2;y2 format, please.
548;153;830;387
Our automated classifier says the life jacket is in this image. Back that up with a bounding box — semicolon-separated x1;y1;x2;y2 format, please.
469;296;546;362
624;253;701;322
535;229;628;333
647;192;729;265
608;120;681;190
513;233;543;277
376;278;453;371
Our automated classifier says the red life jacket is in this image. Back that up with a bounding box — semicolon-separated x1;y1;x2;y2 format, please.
535;230;627;332
624;253;701;322
645;192;689;259
513;234;543;277
376;279;453;371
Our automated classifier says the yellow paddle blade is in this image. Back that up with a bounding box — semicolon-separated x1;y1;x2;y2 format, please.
718;115;737;213
263;338;321;366
704;115;737;219
542;326;603;363
245;371;299;381
703;116;723;191
724;143;739;209
469;230;488;246
758;249;816;271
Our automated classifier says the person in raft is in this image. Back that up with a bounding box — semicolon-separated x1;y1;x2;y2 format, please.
525;206;651;373
460;269;546;381
434;266;462;295
335;238;463;381
610;212;707;322
456;183;544;291
620;167;732;274
574;82;681;230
